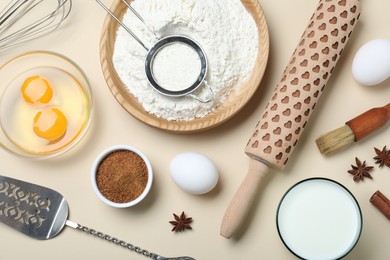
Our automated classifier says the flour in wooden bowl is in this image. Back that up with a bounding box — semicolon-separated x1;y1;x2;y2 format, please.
113;0;258;121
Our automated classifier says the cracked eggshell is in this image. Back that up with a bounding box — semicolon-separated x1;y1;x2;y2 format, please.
169;152;218;194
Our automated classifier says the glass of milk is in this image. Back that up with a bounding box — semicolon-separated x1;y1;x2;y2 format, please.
276;178;362;260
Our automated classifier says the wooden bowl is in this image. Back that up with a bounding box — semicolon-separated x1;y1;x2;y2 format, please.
99;0;269;133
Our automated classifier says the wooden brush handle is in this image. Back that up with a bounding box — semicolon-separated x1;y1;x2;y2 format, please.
346;103;390;141
245;0;361;170
220;159;269;239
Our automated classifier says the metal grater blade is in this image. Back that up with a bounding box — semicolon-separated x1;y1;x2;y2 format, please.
0;175;196;259
0;175;68;240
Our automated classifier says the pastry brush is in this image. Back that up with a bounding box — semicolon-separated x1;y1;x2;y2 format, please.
316;103;390;156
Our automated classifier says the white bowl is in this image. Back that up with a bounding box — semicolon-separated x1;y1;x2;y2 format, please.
91;145;153;208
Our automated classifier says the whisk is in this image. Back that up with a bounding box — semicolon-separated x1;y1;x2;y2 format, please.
0;0;72;51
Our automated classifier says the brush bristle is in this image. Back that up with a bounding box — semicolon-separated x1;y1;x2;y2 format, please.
315;125;355;156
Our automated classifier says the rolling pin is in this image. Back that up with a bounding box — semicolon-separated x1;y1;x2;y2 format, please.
220;0;362;238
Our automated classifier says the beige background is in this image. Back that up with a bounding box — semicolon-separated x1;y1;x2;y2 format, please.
1;0;390;259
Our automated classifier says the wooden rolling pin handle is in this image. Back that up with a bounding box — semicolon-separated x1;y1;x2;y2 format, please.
221;0;361;239
220;159;269;239
346;103;390;141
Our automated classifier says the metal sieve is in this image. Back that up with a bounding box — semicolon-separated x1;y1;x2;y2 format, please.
96;0;213;103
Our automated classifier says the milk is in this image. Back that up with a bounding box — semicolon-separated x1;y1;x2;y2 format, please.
277;178;362;260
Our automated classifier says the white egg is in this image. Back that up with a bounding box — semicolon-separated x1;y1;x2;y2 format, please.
169;152;219;194
352;39;390;86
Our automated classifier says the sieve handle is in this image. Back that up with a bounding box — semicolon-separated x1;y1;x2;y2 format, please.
188;81;214;103
96;0;149;51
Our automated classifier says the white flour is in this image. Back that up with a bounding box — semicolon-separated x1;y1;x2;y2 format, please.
152;42;201;92
113;0;258;121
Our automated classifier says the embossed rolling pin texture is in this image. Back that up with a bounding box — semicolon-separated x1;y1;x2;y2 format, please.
246;0;361;169
220;0;361;239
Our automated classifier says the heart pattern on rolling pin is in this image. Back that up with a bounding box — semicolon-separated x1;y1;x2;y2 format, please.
245;0;361;170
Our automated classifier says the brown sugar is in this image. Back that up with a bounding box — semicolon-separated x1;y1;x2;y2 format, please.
96;150;148;203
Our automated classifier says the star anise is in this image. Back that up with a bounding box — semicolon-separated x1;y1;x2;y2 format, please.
348;157;374;182
169;211;192;232
373;146;390;168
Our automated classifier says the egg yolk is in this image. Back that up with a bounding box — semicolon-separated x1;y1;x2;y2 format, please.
21;75;53;105
33;108;68;141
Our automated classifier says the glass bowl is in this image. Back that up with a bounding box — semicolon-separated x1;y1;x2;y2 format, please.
0;51;93;159
276;178;362;259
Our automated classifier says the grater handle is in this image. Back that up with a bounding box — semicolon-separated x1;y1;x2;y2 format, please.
66;220;195;260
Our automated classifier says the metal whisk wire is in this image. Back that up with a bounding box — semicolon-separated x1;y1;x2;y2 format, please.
0;0;72;51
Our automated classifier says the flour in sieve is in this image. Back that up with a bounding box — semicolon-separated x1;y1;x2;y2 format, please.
113;0;258;121
152;42;201;92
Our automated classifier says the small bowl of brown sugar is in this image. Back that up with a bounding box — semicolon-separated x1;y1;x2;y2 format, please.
91;145;153;208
